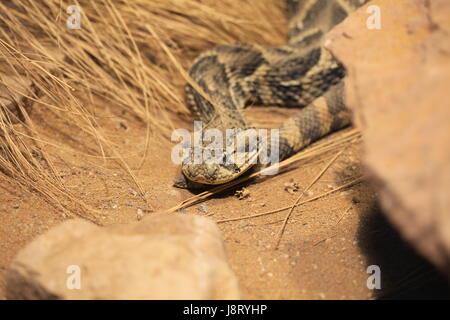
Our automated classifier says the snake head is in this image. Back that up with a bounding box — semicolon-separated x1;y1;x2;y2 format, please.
179;128;262;185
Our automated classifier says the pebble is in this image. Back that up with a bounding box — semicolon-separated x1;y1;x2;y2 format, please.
239;220;249;227
128;188;138;197
197;204;208;214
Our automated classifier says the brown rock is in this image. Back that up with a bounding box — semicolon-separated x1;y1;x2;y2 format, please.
326;0;450;273
6;213;240;299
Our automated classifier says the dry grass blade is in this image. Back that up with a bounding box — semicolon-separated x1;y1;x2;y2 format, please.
274;148;347;249
0;0;284;219
217;176;364;223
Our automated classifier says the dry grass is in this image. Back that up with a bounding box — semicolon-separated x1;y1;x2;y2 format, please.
0;0;287;222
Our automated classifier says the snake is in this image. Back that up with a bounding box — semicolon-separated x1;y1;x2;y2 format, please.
174;0;370;189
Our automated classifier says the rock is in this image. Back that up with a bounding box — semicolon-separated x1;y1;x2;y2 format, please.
326;0;450;274
5;213;240;299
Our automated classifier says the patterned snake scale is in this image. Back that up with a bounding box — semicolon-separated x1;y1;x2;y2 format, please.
174;0;370;188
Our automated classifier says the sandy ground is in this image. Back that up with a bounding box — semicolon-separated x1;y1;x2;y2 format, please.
1;100;449;300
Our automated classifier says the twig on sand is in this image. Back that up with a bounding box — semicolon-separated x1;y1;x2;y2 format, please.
274;148;346;249
216;176;364;223
312;205;353;247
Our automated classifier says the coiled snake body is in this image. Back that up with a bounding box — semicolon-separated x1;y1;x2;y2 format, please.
174;0;369;188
